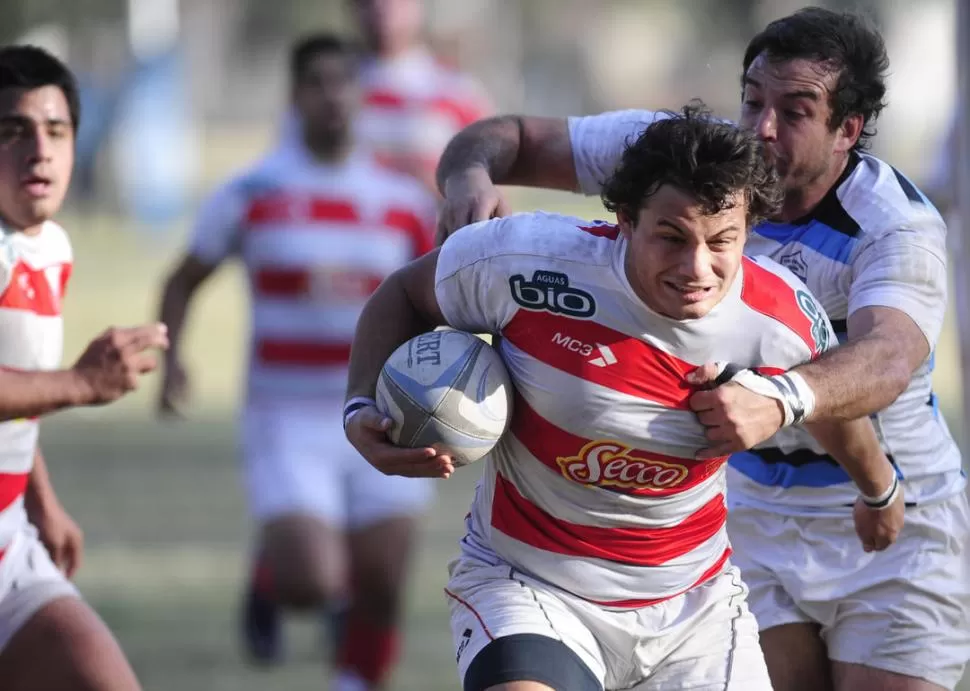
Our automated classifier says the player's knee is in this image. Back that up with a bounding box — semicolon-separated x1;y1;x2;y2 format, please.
273;567;344;610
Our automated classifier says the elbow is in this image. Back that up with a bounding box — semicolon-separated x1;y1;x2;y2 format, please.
881;359;913;407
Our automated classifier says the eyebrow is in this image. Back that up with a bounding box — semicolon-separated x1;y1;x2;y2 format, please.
658;220;687;234
742;77;820;102
0;114;71;126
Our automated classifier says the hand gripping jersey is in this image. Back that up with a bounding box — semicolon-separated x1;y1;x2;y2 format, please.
0;223;72;557
568;110;963;515
189;144;437;402
435;212;834;606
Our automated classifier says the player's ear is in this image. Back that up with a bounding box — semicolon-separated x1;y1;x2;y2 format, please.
616;209;636;235
834;113;864;154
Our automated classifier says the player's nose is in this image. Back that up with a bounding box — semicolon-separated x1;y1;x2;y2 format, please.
679;247;712;280
754;108;777;142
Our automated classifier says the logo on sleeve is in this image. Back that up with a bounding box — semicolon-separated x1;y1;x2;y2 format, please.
509;270;596;318
796;289;830;352
779;250;808;282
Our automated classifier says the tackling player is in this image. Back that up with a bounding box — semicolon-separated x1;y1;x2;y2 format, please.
345;104;902;691
157;34;437;690
434;8;969;691
0;45;168;691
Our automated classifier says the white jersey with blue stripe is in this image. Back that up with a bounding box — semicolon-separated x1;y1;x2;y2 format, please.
567;109;964;515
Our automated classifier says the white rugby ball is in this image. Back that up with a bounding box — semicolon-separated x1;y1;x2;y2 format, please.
376;330;513;467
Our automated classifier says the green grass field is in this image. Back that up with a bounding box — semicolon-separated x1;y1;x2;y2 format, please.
40;191;970;690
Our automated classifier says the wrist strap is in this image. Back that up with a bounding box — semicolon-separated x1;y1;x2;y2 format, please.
861;474;900;510
343;396;376;430
727;369;816;427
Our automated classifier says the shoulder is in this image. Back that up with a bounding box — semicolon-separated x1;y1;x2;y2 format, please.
196;150;298;222
39;221;72;263
438;213;619;278
839;154;947;245
740;256;829;356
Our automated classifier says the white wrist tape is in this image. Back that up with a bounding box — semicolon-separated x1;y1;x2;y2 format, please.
861;474;901;510
727;369;816;427
343;396;377;430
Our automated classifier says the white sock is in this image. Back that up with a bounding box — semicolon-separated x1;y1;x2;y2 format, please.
331;670;369;691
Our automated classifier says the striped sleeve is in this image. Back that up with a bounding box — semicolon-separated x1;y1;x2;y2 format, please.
434;217;524;334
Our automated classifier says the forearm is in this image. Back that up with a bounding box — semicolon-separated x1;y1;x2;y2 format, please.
795;336;911;422
0;369;91;421
158;274;196;365
26;448;59;520
436;116;524;193
805;418;896;496
346;274;443;401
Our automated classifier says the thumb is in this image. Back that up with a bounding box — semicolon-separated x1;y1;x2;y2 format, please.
355;406;393;431
686;362;725;387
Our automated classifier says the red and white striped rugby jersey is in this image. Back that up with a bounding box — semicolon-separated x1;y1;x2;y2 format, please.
0;221;72;556
356;47;492;181
435;212;834;607
189;144;437;401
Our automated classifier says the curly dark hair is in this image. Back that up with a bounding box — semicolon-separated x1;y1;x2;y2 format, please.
0;45;80;129
601;102;782;228
742;7;889;151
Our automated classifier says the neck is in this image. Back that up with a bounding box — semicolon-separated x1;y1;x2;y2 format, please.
0;214;44;236
303;136;352;164
374;39;416;61
777;152;851;222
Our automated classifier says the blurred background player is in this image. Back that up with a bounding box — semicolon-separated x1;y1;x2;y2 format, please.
157;34;437;690
0;45;168;691
347;0;493;194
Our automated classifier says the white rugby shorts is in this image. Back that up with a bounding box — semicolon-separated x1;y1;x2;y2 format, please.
0;524;79;652
728;492;970;690
445;553;772;690
241;397;433;527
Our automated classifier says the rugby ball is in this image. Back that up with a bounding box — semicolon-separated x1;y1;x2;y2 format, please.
376;330;513;467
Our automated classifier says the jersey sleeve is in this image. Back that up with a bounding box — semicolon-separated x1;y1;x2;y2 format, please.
434;216;531;333
848;223;948;350
187;179;248;266
746;255;838;370
567;110;664;195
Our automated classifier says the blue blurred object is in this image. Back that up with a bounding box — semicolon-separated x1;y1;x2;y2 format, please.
111;46;198;232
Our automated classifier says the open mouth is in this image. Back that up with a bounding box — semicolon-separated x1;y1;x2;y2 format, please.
665;282;715;303
22;175;52;198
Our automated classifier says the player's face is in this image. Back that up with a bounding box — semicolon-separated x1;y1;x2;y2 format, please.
620;185;746;320
739;55;858;195
0;85;73;233
294;53;357;147
351;0;423;53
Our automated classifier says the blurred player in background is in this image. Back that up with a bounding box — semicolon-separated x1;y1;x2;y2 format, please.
348;0;494;194
157;34;437;690
0;45;169;691
435;8;969;691
345;105;902;691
